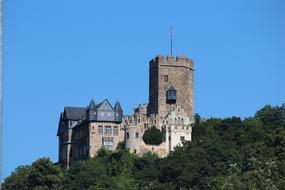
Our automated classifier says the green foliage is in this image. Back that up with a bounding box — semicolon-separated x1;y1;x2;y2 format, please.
142;126;163;145
116;141;126;151
3;105;285;189
3;158;63;190
2;166;30;190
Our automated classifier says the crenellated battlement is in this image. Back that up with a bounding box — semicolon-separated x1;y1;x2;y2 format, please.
150;55;194;70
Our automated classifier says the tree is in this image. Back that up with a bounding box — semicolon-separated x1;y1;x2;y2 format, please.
3;158;63;190
194;113;201;127
142;126;163;145
3;165;30;190
27;158;63;189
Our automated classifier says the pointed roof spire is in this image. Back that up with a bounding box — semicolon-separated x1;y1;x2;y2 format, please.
88;99;96;111
114;101;123;112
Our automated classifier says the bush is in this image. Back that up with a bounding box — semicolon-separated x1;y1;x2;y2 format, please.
142;126;163;145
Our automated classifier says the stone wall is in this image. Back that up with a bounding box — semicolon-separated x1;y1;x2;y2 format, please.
139;140;168;158
125;125;168;157
168;125;192;151
88;122;124;157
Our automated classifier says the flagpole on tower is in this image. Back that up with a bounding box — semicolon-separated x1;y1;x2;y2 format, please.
170;26;173;56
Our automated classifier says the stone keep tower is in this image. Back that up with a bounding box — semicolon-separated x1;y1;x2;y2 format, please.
148;55;194;120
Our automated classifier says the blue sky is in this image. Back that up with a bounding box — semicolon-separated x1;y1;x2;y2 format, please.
3;0;285;178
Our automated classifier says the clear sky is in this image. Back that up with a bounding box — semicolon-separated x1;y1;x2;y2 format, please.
3;0;285;178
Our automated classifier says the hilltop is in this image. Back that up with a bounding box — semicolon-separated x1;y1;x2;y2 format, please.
3;104;285;189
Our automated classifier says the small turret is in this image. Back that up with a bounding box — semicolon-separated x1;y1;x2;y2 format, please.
114;101;123;122
88;99;96;121
88;99;96;110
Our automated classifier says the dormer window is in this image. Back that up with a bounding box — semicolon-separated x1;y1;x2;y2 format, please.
166;85;176;104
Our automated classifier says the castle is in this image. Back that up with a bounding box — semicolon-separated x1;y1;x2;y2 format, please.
57;55;194;167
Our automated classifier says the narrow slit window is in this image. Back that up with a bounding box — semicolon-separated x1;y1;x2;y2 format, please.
164;75;169;82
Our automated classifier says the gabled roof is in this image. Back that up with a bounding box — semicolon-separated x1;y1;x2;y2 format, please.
168;85;176;91
95;99;114;111
64;107;87;120
114;101;123;112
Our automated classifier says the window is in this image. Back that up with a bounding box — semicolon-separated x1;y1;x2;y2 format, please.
113;126;118;136
98;126;103;135
166;86;177;104
105;126;112;135
102;137;114;150
164;75;168;82
126;132;129;139
136;132;139;138
180;136;185;142
144;123;147;129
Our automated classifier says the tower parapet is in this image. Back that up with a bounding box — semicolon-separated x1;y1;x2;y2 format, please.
150;55;194;71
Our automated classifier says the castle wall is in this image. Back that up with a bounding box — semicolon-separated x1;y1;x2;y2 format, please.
149;61;159;115
139;141;168;158
169;125;192;151
125;125;169;157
